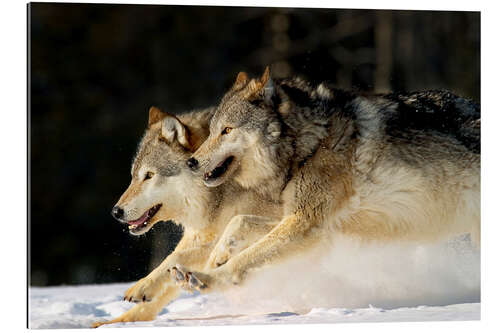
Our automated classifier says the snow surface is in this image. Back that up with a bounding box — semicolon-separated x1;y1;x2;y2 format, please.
29;283;479;329
29;235;480;329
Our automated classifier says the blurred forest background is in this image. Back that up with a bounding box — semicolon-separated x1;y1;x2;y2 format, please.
29;3;480;286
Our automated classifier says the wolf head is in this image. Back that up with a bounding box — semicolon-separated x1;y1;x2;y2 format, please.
112;106;213;235
188;67;288;189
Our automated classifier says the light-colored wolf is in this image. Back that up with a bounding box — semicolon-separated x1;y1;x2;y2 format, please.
175;67;480;294
92;106;282;327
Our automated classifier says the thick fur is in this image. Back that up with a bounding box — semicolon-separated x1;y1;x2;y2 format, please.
182;68;480;293
92;107;282;327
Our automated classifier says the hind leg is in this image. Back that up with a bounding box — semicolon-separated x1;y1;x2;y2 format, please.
206;215;279;269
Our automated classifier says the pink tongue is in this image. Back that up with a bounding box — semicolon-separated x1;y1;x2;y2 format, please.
216;159;226;168
128;210;149;226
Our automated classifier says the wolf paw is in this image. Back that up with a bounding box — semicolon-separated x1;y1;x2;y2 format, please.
207;239;235;268
91;302;157;328
169;265;210;292
123;275;164;303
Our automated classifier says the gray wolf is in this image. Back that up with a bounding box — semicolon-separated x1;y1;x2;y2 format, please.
176;67;480;294
92;106;282;327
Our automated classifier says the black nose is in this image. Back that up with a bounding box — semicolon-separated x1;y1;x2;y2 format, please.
111;206;124;220
187;157;199;170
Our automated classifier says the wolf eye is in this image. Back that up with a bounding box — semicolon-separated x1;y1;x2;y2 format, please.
221;127;232;135
144;171;154;181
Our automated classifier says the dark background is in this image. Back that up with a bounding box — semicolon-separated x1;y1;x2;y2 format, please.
29;3;480;286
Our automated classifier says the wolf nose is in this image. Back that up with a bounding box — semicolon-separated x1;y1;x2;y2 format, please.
187;157;199;170
111;206;124;220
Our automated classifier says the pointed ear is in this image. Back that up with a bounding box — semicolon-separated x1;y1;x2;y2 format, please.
260;66;270;85
147;106;190;149
160;115;190;149
260;66;275;104
245;66;275;104
148;106;167;127
233;71;249;90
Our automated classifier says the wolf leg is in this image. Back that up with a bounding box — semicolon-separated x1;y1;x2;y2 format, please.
175;147;353;293
124;229;218;303
206;215;279;269
124;242;213;303
92;285;180;328
174;211;333;292
173;212;323;293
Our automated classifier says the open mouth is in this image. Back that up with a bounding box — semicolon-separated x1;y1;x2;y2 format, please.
127;204;162;233
204;156;234;182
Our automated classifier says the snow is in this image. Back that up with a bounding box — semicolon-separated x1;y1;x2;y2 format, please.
29;283;479;329
29;235;480;329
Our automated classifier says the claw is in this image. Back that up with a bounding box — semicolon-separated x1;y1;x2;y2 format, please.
172;267;185;282
187;272;207;290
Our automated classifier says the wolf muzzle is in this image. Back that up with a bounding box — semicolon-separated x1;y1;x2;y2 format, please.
111;206;124;220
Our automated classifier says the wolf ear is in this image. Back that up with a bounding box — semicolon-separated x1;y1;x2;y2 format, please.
160;115;190;149
242;66;275;104
260;66;275;105
148;106;190;149
148;106;167;127
233;71;249;90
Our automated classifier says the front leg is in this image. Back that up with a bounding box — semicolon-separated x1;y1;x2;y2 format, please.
92;285;180;328
124;243;213;303
206;215;279;269
173;212;323;293
176;147;353;293
93;231;217;327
